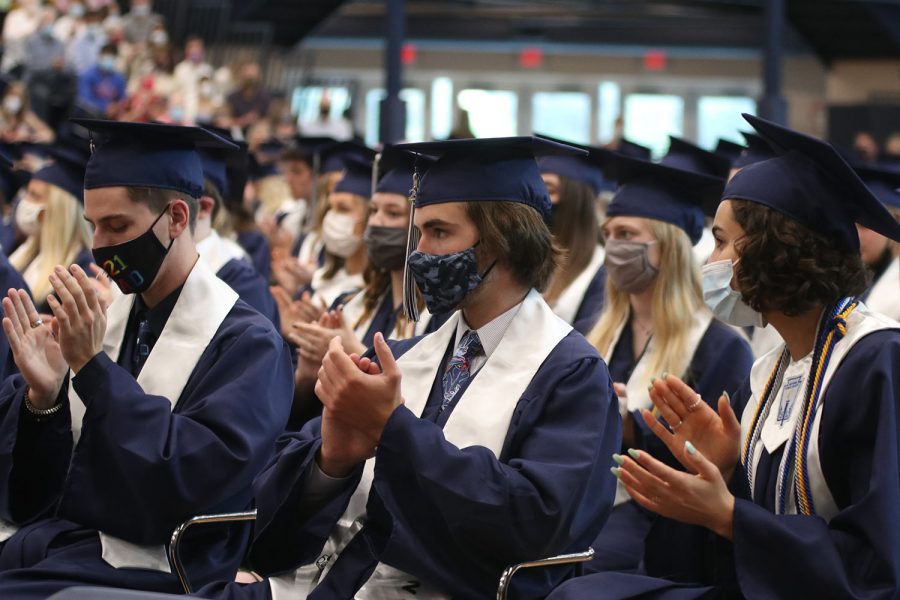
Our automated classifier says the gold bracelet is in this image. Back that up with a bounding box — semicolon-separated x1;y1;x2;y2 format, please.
23;387;62;417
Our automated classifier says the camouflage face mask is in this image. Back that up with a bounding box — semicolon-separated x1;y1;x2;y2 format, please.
406;243;494;315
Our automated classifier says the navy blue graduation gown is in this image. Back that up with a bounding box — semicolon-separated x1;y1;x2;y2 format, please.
591;319;752;580
0;300;294;598
34;246;95;314
236;230;272;281
217;258;280;328
549;328;900;600
221;330;620;600
571;265;606;336
0;253;29;383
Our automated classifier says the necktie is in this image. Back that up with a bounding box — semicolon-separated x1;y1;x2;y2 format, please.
440;330;482;413
133;311;152;376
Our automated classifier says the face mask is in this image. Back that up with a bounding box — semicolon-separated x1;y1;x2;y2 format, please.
149;29;168;45
701;258;766;328
364;225;407;271
3;96;22;114
132;4;150;16
98;54;116;71
322;211;362;258
69;4;85;18
604;238;659;294
15;198;43;236
187;50;203;64
407;244;494;315
198;81;213;97
169;105;184;123
92;206;173;294
41;25;55;38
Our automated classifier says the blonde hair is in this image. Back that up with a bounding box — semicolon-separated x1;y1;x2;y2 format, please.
254;174;292;217
588;218;705;390
11;184;93;303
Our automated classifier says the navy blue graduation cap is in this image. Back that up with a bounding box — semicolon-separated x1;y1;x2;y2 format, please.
535;134;609;195
32;141;91;203
661;136;731;180
0;143;28;203
606;154;725;245
617;138;652;161
853;164;900;211
375;145;428;197
294;136;337;156
320;140;376;174
733;131;777;170
395;136;586;221
199;125;249;204
715;138;746;165
333;155;374;198
723;114;900;251
72;119;237;199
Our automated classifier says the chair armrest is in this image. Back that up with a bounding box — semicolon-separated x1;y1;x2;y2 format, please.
496;547;595;600
168;510;258;594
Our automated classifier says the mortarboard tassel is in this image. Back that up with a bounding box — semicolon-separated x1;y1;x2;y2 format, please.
402;162;421;322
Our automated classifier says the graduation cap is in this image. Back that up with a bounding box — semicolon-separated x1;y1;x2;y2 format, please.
375;145;429;197
733;131;777;170
715;138;746;165
31;141;91;203
606;154;725;245
535;133;609;195
394;136;587;320
294;136;337;156
72;119;237;199
332;155;374;198
723;114;900;251
198;125;249;204
0;143;28;203
661;136;731;180
617;138;653;161
320;140;376;174
853;164;900;212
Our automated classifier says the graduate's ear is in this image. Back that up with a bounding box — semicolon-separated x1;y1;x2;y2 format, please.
167;198;192;238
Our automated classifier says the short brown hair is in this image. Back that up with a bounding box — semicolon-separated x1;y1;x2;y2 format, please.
465;201;561;291
731;199;868;316
126;187;198;230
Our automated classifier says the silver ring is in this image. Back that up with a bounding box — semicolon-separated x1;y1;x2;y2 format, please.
30;318;43;329
686;395;702;412
671;419;684;431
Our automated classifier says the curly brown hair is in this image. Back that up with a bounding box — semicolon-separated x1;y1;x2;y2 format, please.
466;201;561;292
731;200;869;316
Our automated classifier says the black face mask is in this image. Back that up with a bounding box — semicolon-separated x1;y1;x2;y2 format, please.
92;206;173;294
364;225;408;271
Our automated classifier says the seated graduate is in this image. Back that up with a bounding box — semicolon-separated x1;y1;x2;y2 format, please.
537;139;608;335
585;153;753;576
0;119;294;598
196;136;280;326
9;142;94;313
287;147;445;428
0;152;30;383
854;164;900;322
0;143;30;255
549;114;900;600
192;136;621;600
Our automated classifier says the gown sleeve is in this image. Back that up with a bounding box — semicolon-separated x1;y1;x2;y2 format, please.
731;331;900;599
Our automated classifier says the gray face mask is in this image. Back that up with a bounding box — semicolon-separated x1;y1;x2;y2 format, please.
604;238;659;294
364;225;408;270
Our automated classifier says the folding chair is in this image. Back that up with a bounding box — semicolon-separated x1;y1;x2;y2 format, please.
496;547;595;600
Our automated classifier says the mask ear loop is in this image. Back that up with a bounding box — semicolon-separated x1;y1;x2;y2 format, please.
402;156;421;322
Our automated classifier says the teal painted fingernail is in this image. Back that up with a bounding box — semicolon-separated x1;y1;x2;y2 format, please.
647;385;654;393
685;441;697;455
661;372;668;379
627;448;640;460
650;377;657;383
612;453;625;465
610;467;621;478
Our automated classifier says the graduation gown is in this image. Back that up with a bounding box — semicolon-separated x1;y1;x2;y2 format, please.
590;313;753;577
0;259;294;598
550;245;606;336
228;290;620;600
198;230;280;327
0;253;29;383
236;230;272;281
549;305;900;600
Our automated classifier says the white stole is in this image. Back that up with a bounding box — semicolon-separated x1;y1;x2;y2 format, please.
606;310;713;506
742;304;899;522
865;257;900;322
197;230;249;274
551;245;605;325
66;259;239;571
340;291;435;343
270;290;572;600
311;267;365;310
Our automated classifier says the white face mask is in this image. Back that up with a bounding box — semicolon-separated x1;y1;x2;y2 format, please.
701;258;766;328
15;198;44;237
3;96;22;114
321;211;362;258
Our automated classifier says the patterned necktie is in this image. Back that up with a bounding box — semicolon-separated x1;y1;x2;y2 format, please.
132;311;152;376
440;330;483;413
